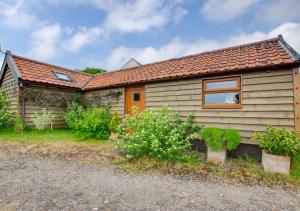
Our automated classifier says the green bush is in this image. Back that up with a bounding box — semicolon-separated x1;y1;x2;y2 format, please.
0;89;14;130
223;128;241;151
14;115;25;134
202;127;241;151
64;102;85;129
31;108;55;130
116;106;200;161
75;108;111;140
109;112;121;132
252;125;300;156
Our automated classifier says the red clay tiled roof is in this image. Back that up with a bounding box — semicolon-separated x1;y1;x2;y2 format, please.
84;37;299;90
12;54;93;89
7;36;300;90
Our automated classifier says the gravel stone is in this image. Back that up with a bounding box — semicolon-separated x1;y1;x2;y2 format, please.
0;155;299;210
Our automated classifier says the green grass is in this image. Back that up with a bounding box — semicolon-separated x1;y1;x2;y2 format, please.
291;153;300;179
0;128;101;144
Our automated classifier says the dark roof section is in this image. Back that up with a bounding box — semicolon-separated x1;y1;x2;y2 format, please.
84;36;300;90
2;35;299;90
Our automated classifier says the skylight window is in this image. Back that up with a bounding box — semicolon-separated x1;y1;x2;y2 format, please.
53;72;72;82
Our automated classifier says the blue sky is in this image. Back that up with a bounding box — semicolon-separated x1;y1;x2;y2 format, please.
0;0;300;71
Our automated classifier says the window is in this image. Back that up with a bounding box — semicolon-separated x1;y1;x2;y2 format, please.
53;71;72;82
133;93;140;101
202;77;241;108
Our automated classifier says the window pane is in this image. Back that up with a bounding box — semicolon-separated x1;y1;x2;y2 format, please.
206;80;237;89
54;72;71;81
205;92;240;104
133;93;140;101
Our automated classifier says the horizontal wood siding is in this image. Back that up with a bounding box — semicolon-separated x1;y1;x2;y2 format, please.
145;69;295;144
21;85;81;129
84;88;125;118
0;68;19;113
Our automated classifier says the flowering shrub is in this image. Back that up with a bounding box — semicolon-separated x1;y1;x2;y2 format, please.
31;108;55;130
0;89;14;130
64;102;85;129
252;125;300;156
116;107;201;161
109;111;121;133
75;108;111;140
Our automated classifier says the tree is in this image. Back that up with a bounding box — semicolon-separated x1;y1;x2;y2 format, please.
82;67;106;75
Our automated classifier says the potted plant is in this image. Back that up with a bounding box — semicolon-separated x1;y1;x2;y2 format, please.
202;127;241;165
252;125;300;175
109;111;121;137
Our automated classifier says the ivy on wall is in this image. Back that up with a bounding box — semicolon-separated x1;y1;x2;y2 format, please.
84;90;123;109
19;87;82;107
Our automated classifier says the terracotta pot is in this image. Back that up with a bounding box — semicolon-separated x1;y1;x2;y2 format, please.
207;146;226;165
262;151;290;175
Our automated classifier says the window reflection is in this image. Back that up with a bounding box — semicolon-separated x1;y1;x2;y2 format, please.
206;80;237;89
205;92;239;104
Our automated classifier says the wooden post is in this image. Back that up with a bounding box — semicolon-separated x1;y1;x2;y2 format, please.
293;68;300;136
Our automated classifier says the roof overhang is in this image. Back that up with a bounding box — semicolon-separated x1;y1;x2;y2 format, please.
0;51;22;85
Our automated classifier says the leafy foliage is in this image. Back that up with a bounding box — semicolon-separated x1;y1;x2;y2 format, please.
82;67;106;75
75;108;111;140
14;115;25;134
31;108;55;130
64;102;85;129
0;89;14;130
109;112;121;132
223;128;241;151
116;106;201;161
252;125;300;156
202;127;241;151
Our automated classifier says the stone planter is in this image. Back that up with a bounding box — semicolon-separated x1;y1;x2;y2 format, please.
207;146;227;165
262;151;290;175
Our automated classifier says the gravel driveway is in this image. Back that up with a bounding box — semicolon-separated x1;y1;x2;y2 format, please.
0;154;299;211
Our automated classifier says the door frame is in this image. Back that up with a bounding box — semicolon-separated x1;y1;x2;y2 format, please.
125;85;145;115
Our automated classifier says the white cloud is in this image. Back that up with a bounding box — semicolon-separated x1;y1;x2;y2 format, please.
27;24;62;60
0;0;40;29
173;6;188;24
65;27;104;53
102;22;300;70
259;0;300;23
201;0;259;21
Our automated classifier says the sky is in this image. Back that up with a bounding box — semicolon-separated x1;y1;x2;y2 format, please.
0;0;300;71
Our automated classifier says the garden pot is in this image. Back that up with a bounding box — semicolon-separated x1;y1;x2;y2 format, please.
262;151;290;175
207;146;226;165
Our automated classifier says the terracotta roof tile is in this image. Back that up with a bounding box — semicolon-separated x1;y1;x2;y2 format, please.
84;37;299;90
8;36;299;90
12;55;93;89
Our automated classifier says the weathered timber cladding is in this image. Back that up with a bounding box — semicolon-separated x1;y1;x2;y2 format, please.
145;69;295;144
84;88;125;118
20;85;82;128
0;68;19;113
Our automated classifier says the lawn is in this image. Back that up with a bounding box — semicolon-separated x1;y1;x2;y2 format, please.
0;129;299;188
0;129;101;144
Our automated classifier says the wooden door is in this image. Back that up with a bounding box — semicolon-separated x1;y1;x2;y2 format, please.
125;86;145;115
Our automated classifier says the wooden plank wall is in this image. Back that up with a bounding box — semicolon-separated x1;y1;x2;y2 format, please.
145;69;295;144
0;68;19;113
84;88;125;118
21;85;81;128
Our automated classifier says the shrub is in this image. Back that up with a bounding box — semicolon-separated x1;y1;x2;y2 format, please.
75;108;111;140
64;102;85;129
109;112;121;133
202;127;241;151
116;106;200;161
202;127;224;151
0;89;14;130
31;108;55;130
252;125;300;156
223;128;241;151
